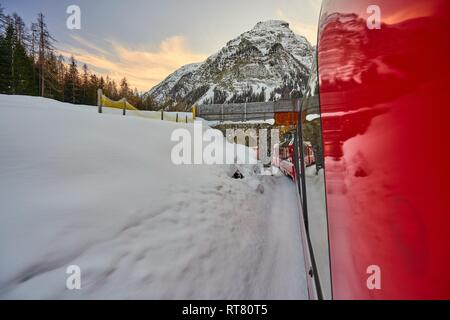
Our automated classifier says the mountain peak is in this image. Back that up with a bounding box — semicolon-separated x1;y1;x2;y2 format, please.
146;20;314;109
253;20;290;30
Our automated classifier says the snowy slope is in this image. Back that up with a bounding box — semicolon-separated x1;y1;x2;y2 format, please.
146;20;314;108
149;62;203;104
0;94;307;299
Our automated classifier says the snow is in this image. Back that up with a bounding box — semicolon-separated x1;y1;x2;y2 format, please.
306;114;320;122
146;62;203;102
147;20;313;105
250;175;308;298
249;20;313;69
0;94;307;299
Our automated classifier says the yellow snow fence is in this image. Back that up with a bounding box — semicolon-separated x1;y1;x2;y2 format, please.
98;89;196;123
100;94;137;111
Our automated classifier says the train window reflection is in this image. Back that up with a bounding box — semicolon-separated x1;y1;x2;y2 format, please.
299;57;331;299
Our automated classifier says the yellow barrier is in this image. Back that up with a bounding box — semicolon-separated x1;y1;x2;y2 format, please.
100;95;138;111
97;89;195;123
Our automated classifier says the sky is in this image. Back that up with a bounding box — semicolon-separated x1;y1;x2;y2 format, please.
1;0;321;92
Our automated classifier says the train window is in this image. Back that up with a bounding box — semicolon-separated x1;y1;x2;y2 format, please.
299;55;332;299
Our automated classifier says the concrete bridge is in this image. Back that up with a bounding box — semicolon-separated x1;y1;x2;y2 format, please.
195;99;301;122
195;97;320;123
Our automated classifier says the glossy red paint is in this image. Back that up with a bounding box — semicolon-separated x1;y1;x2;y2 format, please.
318;0;450;299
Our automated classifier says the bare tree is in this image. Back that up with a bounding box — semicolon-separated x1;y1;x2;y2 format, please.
36;13;55;97
0;4;7;33
12;13;27;44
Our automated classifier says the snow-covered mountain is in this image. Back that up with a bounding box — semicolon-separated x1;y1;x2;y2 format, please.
146;20;314;110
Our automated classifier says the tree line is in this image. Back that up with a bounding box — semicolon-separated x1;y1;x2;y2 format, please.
0;4;158;110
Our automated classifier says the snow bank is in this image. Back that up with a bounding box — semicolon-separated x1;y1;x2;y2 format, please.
0;95;306;299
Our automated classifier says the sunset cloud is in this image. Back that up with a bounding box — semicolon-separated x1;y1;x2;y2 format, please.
59;36;207;92
54;2;320;92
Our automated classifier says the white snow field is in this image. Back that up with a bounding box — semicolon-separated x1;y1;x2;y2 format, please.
0;94;307;299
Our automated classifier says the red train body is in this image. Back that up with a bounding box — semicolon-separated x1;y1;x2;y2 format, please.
295;0;450;299
272;132;315;180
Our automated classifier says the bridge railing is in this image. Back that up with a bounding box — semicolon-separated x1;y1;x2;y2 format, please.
195;99;301;122
195;97;321;124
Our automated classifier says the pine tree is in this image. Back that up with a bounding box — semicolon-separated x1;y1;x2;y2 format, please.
0;21;15;94
56;54;66;99
29;22;39;95
81;63;89;104
64;55;80;104
99;76;105;93
13;39;34;95
111;80;118;99
142;94;157;111
45;52;62;99
119;77;129;99
0;4;7;33
0;6;152;109
88;73;99;105
0;35;8;93
12;13;27;45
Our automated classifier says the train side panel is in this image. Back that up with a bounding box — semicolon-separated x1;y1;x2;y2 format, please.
318;0;450;299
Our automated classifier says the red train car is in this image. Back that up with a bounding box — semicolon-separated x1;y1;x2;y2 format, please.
295;0;450;299
272;131;315;180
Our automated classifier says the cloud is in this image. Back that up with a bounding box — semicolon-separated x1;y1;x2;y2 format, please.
69;34;110;56
58;36;207;92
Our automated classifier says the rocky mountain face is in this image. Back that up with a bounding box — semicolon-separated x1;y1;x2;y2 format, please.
146;20;314;110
